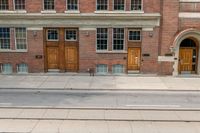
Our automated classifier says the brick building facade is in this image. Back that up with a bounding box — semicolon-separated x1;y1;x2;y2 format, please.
0;0;199;76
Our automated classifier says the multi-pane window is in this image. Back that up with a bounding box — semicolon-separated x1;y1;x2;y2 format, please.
97;28;108;50
112;64;124;74
0;28;10;49
44;0;54;10
17;63;28;73
47;29;58;41
65;29;77;41
114;0;124;10
96;0;108;10
1;64;12;74
96;64;108;74
0;0;8;10
15;28;27;50
131;0;142;10
113;28;124;50
14;0;25;10
67;0;78;10
129;30;141;41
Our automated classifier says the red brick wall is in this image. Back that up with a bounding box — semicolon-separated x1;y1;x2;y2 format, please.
0;30;44;73
180;3;200;12
79;29;127;73
143;0;160;13
141;28;159;74
158;0;179;75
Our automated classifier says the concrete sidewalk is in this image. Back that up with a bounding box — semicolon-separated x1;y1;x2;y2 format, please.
0;108;200;122
0;74;200;90
0;119;199;133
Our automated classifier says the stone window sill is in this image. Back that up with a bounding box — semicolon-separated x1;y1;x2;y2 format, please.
41;10;57;14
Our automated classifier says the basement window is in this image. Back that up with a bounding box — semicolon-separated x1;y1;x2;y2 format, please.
0;0;8;10
114;0;124;10
96;64;108;74
17;63;28;73
1;64;12;74
112;64;124;74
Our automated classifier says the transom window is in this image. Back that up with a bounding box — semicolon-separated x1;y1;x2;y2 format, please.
44;0;54;10
1;64;12;74
15;27;27;50
112;64;124;74
0;28;10;49
47;29;58;41
114;0;124;10
67;0;78;10
0;0;8;10
129;30;141;41
113;28;124;50
96;64;108;74
97;28;108;50
131;0;142;10
14;0;25;10
96;0;108;10
65;29;77;41
17;63;28;73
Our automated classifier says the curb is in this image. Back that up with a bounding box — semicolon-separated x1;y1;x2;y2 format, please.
1;106;200;111
0;117;198;122
0;87;199;92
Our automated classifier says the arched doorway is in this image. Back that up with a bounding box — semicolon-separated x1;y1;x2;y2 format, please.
179;38;199;74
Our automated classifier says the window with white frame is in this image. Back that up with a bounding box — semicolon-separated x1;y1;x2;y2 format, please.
96;64;108;74
96;0;108;10
67;0;78;10
44;0;54;10
1;64;12;74
112;64;124;74
0;0;8;10
65;29;77;41
17;63;28;73
129;30;141;41
14;0;25;10
113;28;124;50
15;27;27;50
131;0;142;11
97;28;108;50
114;0;124;10
0;28;10;49
47;29;58;41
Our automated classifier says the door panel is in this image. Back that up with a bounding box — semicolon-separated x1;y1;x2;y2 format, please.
179;48;193;73
65;46;78;72
47;47;59;69
128;48;141;70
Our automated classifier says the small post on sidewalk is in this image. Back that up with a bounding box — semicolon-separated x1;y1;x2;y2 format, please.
88;68;94;76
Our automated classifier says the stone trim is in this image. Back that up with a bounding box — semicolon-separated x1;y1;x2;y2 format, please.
179;12;200;18
180;0;200;2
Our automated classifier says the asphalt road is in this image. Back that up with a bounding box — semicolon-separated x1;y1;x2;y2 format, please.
0;89;200;109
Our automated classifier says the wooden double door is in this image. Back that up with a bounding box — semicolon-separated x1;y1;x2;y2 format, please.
179;48;198;74
45;28;78;72
46;46;78;72
128;48;141;71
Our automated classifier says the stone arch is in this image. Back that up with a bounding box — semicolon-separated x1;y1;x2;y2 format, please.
171;29;200;76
